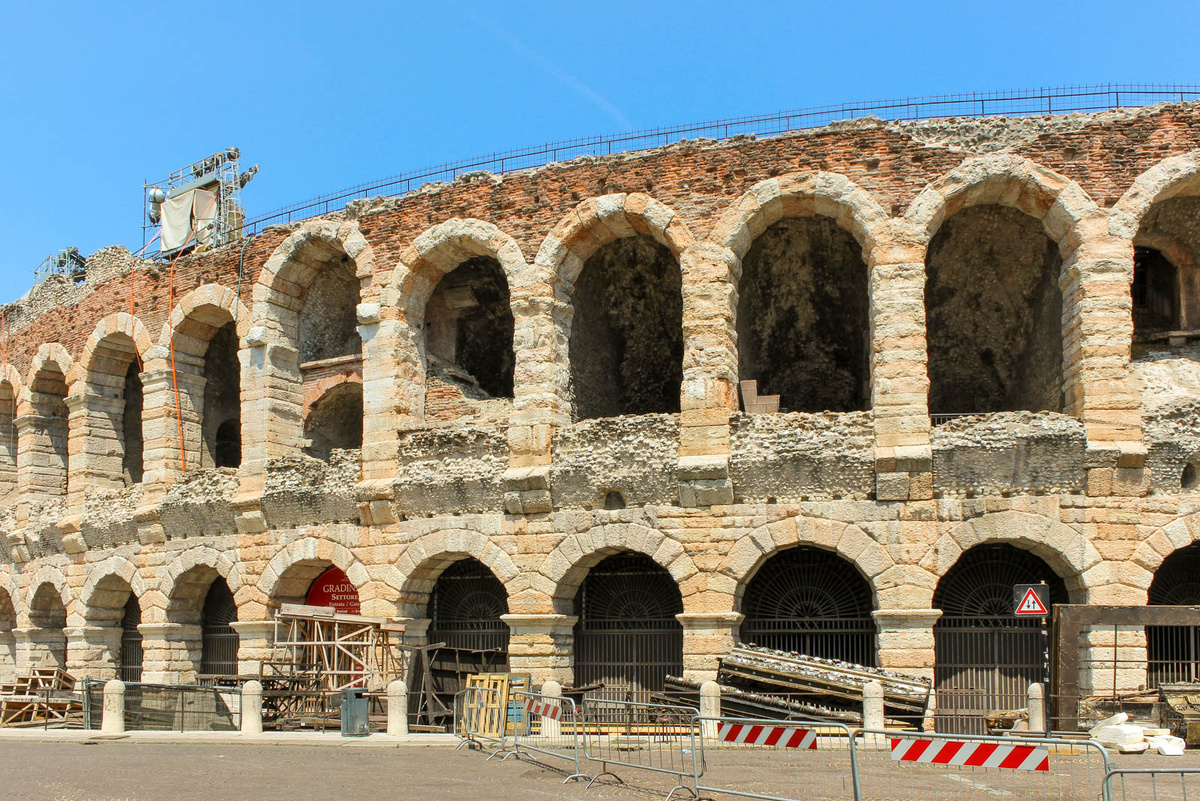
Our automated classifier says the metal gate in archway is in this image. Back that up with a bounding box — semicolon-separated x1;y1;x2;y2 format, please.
574;552;683;704
119;596;143;683
740;546;876;665
1148;543;1200;685
201;578;239;677
427;558;510;657
933;544;1067;734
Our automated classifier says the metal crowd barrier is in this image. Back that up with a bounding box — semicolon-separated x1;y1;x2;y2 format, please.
851;729;1112;801
694;716;859;801
580;696;701;800
499;691;590;783
453;686;508;755
1105;768;1200;800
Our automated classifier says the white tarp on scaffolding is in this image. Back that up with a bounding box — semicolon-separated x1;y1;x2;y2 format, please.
161;188;218;251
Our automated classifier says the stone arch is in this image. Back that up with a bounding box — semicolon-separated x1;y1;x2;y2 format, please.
1130;511;1200;604
538;523;699;614
19;345;74;499
256;536;387;614
0;568;20;625
0;365;23;499
717;516;894;611
709;172;894;267
395;528;519;617
23;343;75;405
161;283;253;355
303;376;363;461
70;314;154;489
24;566;72;628
75;557;146;627
1110;151;1200;241
922;511;1100;605
709;173;892;414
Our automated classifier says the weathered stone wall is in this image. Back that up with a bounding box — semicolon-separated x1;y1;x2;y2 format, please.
2;103;1200;701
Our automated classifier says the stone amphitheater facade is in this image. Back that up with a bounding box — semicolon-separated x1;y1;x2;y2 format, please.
4;102;1200;712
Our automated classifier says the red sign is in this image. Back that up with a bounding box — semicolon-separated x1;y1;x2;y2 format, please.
1015;586;1049;616
305;566;360;614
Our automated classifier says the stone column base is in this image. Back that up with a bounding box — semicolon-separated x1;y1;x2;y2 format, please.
677;611;744;681
13;627;67;671
231;621;276;677
501;614;577;686
66;626;122;681
872;609;942;683
138;623;202;683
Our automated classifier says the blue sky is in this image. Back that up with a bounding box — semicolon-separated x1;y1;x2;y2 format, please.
2;1;1198;305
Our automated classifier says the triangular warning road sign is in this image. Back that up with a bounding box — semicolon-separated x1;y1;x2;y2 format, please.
1016;587;1049;615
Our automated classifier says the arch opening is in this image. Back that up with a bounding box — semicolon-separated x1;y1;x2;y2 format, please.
933;543;1068;733
28;584;67;669
1133;247;1180;336
740;546;876;665
1147;543;1200;686
568;236;683;421
298;251;361;364
84;333;144;486
122;360;144;483
84;573;141;680
424;256;514;409
1134;195;1200;342
0;588;15;681
737;218;870;413
427;558;510;657
119;594;143;682
201;577;238;678
925;205;1064;417
202;321;241;469
303;382;363;462
27;362;70;496
573;552;683;702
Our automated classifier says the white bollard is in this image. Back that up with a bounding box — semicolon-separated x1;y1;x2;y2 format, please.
863;680;885;731
101;679;125;734
1028;682;1046;734
241;680;263;735
387;680;409;736
541;680;563;738
700;680;721;740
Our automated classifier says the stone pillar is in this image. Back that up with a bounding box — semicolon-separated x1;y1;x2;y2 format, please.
231;620;276;676
241;679;263;735
138;623;201;684
1080;624;1148;696
501;614;576;685
541;679;562;738
677;612;743;681
0;628;15;682
13;626;67;670
240;334;302;481
357;302;401;483
873;609;941;683
1028;682;1046;734
66;393;126;506
66;626;122;681
863;680;884;730
699;680;721;739
868;241;933;502
15;410;68;502
387;679;409;736
676;243;738;508
102;679;125;734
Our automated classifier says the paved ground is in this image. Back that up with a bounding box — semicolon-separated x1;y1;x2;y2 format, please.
0;735;1197;800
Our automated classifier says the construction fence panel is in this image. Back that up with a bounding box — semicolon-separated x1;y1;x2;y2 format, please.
1105;768;1200;800
852;729;1111;801
580;696;700;799
693;716;858;801
502;691;589;783
453;686;508;754
81;680;241;732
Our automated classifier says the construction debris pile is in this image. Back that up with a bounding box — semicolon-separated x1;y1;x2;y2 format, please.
665;644;931;725
1089;712;1187;755
0;667;82;728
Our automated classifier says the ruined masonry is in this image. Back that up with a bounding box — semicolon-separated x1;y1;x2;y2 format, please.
4;102;1200;727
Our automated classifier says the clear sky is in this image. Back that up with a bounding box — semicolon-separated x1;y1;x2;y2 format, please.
2;0;1198;305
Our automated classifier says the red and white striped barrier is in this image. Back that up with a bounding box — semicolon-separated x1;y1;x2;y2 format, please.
523;696;562;721
716;722;817;750
889;737;1049;772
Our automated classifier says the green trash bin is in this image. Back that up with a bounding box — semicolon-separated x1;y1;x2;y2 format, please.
340;688;369;737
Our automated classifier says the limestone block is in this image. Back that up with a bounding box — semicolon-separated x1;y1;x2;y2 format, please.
876;471;910;501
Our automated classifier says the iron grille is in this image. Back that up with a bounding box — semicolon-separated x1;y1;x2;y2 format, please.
933;545;1067;734
574;552;684;705
741;546;877;665
119;596;143;683
427;558;510;655
1148;544;1200;686
201;578;239;677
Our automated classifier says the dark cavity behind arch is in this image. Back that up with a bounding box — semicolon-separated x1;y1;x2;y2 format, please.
925;205;1064;415
202;321;241;469
738;217;870;413
569;236;683;420
424;256;515;399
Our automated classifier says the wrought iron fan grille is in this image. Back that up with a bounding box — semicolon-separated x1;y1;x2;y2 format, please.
574;552;684;701
934;544;1068;622
1148;544;1200;684
741;546;876;665
201;578;238;677
428;558;510;653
